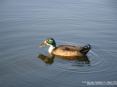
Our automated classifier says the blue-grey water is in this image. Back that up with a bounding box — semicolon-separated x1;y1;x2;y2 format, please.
0;0;117;87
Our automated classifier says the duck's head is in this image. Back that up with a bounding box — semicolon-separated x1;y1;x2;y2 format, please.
40;38;56;47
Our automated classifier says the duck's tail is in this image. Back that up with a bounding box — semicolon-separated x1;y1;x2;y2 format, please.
80;44;91;54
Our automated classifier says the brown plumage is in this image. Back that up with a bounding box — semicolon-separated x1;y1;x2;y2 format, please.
52;45;82;57
52;45;91;59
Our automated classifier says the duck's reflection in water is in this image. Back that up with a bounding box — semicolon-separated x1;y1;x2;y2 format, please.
38;54;55;64
38;54;90;65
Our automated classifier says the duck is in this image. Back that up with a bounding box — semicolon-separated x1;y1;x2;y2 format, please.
40;38;91;60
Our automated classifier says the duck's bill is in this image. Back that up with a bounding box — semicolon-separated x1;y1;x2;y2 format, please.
40;43;45;47
40;41;46;47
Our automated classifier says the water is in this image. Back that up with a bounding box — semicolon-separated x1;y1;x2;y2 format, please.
0;0;117;87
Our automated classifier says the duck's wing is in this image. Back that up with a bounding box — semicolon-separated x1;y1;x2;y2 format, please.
56;44;91;53
52;45;83;57
56;45;82;51
52;44;91;58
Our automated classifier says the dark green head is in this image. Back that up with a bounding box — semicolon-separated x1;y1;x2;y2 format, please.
40;38;56;47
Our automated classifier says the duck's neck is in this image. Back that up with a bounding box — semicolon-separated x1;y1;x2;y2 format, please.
48;45;55;54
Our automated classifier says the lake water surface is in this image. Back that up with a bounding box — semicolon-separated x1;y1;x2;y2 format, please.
0;0;117;87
